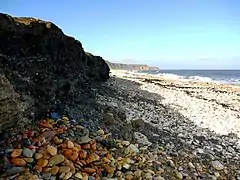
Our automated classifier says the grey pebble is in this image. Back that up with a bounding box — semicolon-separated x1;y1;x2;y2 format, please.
211;160;225;171
23;148;34;158
41;173;51;180
7;167;25;175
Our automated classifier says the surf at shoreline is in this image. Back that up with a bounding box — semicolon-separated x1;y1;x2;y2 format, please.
136;69;240;86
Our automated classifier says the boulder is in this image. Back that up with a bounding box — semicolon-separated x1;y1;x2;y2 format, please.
0;13;110;130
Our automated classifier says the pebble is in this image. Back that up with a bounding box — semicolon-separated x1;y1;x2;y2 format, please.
188;162;195;169
48;154;65;166
37;159;49;167
197;148;204;154
145;173;153;179
82;175;89;180
134;132;152;146
63;172;72;180
69;129;75;137
178;166;183;171
11;158;27;166
51;112;61;120
49;176;56;180
23;148;34;158
43;130;56;140
211;160;225;170
75;172;83;179
59;172;66;179
59;166;71;173
6;167;25;175
47;145;58;156
214;172;220;178
35;153;44;160
22;138;32;146
122;141;130;146
97;129;105;135
11;149;22;158
124;144;139;155
76;134;91;144
134;170;142;178
122;163;131;169
174;169;183;179
84;167;96;174
50;166;59;175
166;160;175;167
228;146;235;153
125;174;134;180
42;172;51;179
67;141;74;148
27;131;35;137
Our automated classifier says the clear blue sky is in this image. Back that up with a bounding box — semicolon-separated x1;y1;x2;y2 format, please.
1;0;240;69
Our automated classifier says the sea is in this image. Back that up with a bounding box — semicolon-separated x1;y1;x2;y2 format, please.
138;70;240;86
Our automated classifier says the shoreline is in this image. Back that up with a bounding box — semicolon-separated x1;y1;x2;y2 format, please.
109;69;240;138
111;69;240;91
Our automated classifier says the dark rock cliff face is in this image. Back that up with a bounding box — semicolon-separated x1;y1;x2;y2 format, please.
0;13;110;130
106;61;159;71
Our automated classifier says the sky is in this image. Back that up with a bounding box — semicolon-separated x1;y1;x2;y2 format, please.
1;0;240;69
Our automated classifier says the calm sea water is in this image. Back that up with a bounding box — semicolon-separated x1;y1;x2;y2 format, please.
140;70;240;85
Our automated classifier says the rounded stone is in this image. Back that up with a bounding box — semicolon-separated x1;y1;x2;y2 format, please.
50;166;59;175
134;170;142;178
67;141;74;149
59;166;71;173
211;161;225;171
63;172;72;180
124;144;139;155
37;159;49;167
75;172;83;179
23;148;34;158
47;145;58;156
48;154;65;166
35;153;43;160
11;149;22;158
125;174;134;180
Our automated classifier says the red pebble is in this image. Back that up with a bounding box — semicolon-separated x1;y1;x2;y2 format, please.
28;131;35;137
22;134;28;139
40;122;53;128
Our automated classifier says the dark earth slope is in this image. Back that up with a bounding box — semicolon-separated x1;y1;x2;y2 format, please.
0;13;110;130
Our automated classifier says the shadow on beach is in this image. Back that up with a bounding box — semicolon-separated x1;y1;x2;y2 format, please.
97;76;240;175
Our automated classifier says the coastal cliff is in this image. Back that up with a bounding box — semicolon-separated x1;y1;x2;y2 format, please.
0;13;110;130
106;61;159;71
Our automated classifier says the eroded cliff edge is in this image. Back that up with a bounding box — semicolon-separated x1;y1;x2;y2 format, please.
0;13;110;130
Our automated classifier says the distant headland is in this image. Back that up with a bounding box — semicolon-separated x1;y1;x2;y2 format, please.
106;61;159;71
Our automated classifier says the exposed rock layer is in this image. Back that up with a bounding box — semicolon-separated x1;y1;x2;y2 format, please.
0;13;110;130
106;61;159;71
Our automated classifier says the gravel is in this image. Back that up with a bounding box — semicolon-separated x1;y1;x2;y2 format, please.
96;70;240;178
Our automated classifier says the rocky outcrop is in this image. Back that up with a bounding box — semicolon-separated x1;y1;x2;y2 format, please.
85;52;110;80
106;61;159;71
0;13;110;130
